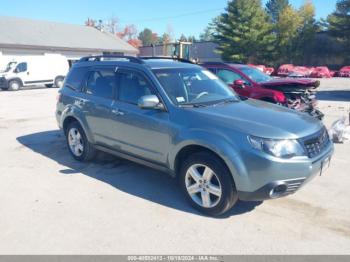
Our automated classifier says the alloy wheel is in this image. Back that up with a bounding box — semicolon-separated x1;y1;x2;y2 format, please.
68;128;84;157
185;164;222;208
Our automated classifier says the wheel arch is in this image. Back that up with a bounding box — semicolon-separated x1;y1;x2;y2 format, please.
174;145;230;176
8;77;24;87
61;109;95;144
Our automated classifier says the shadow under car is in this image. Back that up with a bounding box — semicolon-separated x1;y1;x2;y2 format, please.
16;130;262;218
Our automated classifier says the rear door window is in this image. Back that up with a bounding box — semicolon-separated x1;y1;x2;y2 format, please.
65;67;88;91
85;68;116;99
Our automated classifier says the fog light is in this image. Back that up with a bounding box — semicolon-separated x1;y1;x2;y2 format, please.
269;184;287;198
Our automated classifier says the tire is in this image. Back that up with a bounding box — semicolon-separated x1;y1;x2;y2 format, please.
8;80;21;91
179;152;238;216
65;121;96;162
45;84;54;88
54;76;64;88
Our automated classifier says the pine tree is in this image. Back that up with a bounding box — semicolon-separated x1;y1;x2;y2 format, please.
266;0;290;23
328;0;350;60
275;6;302;63
214;0;275;64
297;1;318;62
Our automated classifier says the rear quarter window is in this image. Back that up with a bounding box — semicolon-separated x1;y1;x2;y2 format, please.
64;67;88;91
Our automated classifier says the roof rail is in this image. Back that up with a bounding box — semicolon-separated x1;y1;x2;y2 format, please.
199;61;227;65
78;55;144;64
140;56;197;64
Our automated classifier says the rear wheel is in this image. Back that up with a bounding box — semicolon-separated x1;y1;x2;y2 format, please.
8;80;21;91
66;121;96;162
179;152;238;216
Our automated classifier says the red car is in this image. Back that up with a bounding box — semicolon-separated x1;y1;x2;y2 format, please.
339;66;350;77
288;66;314;78
248;64;275;75
202;62;323;120
309;67;333;78
277;64;294;77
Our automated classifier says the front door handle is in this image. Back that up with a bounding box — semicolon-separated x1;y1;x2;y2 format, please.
111;109;125;116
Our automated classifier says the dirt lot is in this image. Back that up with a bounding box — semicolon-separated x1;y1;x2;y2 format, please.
0;78;349;254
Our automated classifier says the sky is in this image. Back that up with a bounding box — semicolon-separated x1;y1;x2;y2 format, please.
0;0;338;39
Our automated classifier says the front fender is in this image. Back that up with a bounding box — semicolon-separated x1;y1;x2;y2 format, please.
168;128;248;186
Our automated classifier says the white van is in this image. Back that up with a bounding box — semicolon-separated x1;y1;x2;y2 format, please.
0;54;69;91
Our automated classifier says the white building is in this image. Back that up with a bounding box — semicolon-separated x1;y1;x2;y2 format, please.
0;16;139;69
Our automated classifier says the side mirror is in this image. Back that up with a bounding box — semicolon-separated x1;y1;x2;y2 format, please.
138;95;165;110
234;79;245;88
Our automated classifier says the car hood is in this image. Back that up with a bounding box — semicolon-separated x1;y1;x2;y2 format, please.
188;99;323;139
259;78;319;89
0;72;9;78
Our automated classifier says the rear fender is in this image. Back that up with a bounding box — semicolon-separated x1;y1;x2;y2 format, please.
60;105;95;144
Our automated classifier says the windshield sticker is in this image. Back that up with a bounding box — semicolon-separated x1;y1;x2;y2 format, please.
202;70;218;80
176;97;185;103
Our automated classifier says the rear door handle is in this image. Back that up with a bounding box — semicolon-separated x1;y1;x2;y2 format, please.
75;99;85;106
111;109;125;116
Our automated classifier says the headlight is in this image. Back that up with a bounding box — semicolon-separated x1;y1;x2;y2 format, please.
248;136;305;159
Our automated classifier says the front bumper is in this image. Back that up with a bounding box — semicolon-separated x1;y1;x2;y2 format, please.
0;77;8;89
235;141;334;201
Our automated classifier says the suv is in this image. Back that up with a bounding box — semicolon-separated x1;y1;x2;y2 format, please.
56;56;334;216
202;62;324;120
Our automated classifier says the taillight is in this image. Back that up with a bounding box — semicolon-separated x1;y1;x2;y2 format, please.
56;93;62;102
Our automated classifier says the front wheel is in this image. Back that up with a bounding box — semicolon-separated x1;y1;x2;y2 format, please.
179;152;238;216
8;80;21;91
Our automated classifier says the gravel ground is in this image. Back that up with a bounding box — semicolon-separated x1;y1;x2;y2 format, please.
0;78;349;254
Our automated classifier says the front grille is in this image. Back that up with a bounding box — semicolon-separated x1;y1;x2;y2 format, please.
284;178;306;194
303;128;330;158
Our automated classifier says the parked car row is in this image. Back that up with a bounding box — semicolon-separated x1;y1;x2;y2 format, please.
56;56;334;216
250;64;350;79
276;64;336;78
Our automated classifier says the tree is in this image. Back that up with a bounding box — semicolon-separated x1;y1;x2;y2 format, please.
297;1;318;61
179;34;188;42
266;0;290;23
328;0;350;60
200;17;219;41
214;0;275;63
275;6;302;63
161;33;172;45
138;28;158;46
187;35;197;43
117;25;142;48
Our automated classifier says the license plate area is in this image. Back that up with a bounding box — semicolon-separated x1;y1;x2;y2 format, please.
320;156;331;176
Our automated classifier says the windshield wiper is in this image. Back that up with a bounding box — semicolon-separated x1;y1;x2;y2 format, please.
212;98;239;106
179;103;208;108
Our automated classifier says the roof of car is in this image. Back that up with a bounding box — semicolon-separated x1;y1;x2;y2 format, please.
201;62;249;69
143;59;201;69
74;58;201;70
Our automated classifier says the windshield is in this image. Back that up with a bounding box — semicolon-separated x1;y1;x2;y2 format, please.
153;68;239;106
4;62;17;73
240;66;271;83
